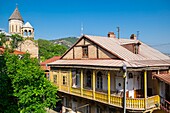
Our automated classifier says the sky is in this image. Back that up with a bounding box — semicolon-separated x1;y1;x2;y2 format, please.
0;0;170;53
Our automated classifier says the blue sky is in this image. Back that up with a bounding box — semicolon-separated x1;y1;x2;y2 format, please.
0;0;170;53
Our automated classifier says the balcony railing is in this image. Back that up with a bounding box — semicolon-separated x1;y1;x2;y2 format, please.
160;97;170;113
56;84;160;110
126;98;144;109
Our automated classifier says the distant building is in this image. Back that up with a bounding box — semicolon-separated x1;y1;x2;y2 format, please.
8;6;34;38
48;32;170;113
7;6;38;58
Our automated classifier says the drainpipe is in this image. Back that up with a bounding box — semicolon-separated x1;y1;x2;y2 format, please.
123;64;127;113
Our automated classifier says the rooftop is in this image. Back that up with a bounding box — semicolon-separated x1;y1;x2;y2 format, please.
9;6;23;22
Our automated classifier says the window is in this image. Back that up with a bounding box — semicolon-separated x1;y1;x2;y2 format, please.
53;75;57;83
82;46;88;58
12;25;14;32
24;30;27;36
63;75;67;85
86;71;91;88
85;105;90;113
16;25;17;32
128;73;133;79
134;43;140;54
96;106;102;113
97;71;103;89
72;69;80;87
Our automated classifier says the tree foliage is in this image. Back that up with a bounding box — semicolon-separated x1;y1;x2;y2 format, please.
0;52;59;113
0;33;7;46
10;34;23;51
38;39;67;61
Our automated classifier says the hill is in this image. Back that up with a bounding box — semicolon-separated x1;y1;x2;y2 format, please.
51;37;78;48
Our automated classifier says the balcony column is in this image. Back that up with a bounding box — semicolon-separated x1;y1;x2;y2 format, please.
123;64;127;113
58;69;61;90
144;70;147;109
93;70;96;99
81;69;83;96
108;71;111;103
69;69;72;93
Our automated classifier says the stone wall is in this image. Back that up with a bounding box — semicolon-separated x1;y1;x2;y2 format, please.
16;39;38;58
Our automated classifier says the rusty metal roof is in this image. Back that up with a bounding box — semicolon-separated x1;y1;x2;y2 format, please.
153;73;170;85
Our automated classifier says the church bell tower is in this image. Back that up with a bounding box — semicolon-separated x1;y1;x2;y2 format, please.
8;5;24;35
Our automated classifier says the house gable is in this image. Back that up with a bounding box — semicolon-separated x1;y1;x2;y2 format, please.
61;36;120;60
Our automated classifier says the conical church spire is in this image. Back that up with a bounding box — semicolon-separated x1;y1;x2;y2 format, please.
9;5;23;22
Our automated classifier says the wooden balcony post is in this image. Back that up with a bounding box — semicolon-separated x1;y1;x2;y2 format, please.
69;69;72;93
59;69;61;90
123;65;127;113
93;70;96;99
108;71;111;103
81;69;83;96
144;70;147;109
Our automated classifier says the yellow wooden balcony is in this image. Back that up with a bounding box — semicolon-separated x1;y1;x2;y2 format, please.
71;87;81;95
60;85;69;92
146;95;160;109
95;91;108;103
83;89;93;99
126;98;145;109
58;86;160;110
110;95;123;107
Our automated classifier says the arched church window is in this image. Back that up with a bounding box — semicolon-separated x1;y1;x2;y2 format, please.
12;25;14;32
28;30;32;36
16;25;17;32
24;30;27;36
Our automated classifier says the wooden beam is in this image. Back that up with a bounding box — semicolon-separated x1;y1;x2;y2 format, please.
69;69;72;93
108;71;111;103
59;69;61;90
144;70;147;109
93;70;96;99
81;69;83;96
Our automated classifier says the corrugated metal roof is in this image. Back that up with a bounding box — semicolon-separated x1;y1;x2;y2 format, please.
153;73;170;85
49;59;145;68
85;35;170;61
51;35;170;68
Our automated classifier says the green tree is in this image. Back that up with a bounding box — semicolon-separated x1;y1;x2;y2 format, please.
10;34;23;51
0;52;59;113
38;39;67;61
0;33;7;46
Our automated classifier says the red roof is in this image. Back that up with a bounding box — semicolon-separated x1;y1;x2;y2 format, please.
153;73;170;85
0;46;25;55
40;56;61;70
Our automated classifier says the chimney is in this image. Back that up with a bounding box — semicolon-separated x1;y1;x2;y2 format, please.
130;34;137;40
108;32;116;38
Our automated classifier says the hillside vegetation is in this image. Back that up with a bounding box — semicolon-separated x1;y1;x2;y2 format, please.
51;37;78;48
38;37;78;61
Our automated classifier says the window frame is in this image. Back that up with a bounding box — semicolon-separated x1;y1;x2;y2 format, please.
82;46;88;58
96;71;103;90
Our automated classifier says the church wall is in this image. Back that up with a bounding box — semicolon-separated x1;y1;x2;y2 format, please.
9;20;23;34
16;40;38;58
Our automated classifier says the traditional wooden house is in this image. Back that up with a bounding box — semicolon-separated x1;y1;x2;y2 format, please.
48;33;170;113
